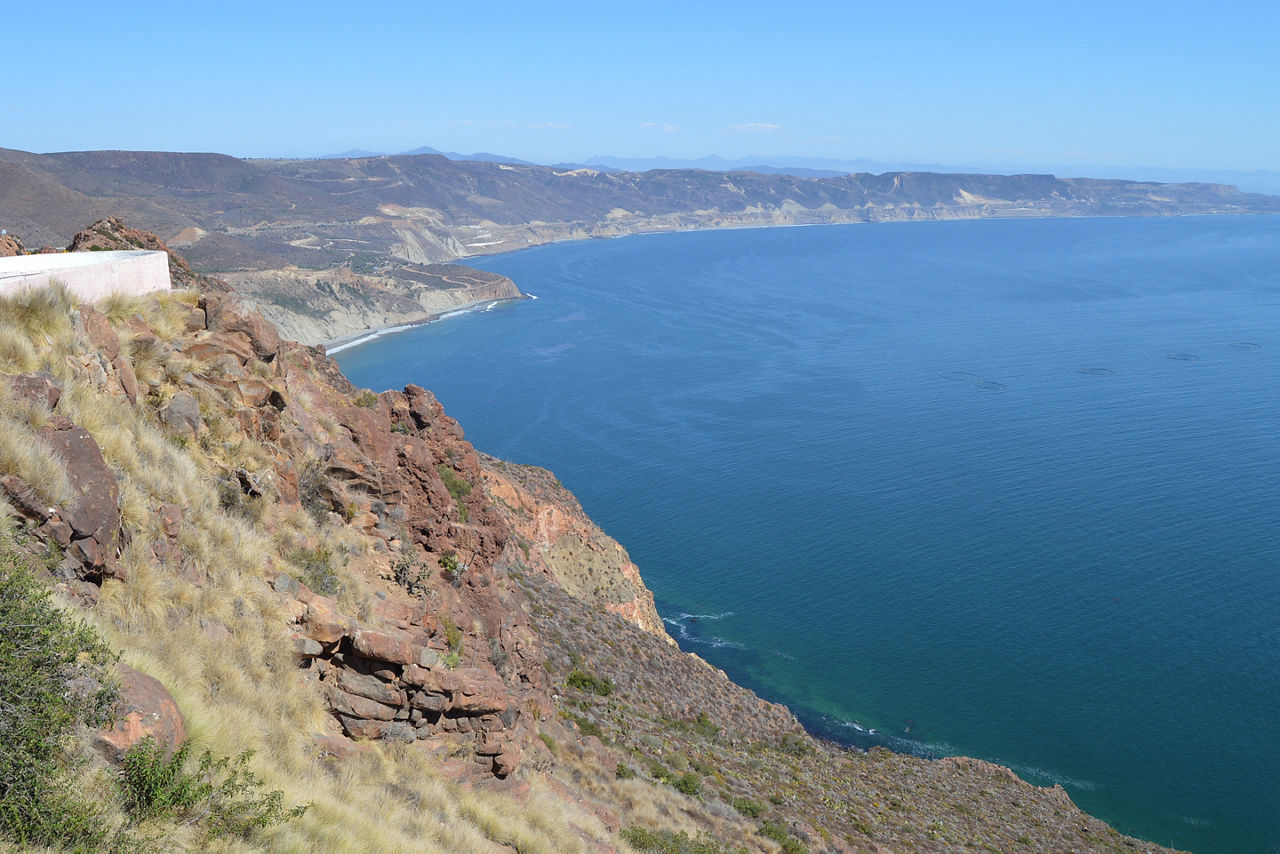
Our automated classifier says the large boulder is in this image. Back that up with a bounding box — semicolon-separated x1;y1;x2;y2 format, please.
38;417;119;575
202;294;281;360
94;664;187;762
0;232;25;256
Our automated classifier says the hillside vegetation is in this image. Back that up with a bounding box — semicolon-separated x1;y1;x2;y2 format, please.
0;234;1184;851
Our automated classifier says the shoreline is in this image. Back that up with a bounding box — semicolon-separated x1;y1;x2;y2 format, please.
323;211;1263;355
320;295;527;355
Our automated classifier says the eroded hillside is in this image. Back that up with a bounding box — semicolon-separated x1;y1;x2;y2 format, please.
0;231;1184;852
4;146;1278;344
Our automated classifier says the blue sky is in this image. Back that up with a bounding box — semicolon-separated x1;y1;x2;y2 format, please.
3;1;1276;172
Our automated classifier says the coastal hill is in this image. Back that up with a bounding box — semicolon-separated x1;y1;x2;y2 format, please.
0;226;1183;851
2;147;1277;343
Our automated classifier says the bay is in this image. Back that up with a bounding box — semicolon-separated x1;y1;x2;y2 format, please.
336;216;1280;852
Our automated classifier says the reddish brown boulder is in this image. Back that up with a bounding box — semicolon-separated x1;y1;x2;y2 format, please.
452;670;510;715
493;742;524;777
302;597;349;644
202;294;281;360
182;331;256;365
325;686;398;721
351;625;423;666
111;354;139;404
3;371;62;410
160;391;202;435
159;503;183;539
38;418;119;570
95;664;186;761
335;668;407;707
402;664;461;692
77;305;120;361
0;232;25;256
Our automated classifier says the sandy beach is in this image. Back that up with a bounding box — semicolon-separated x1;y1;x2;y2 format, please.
320;296;526;355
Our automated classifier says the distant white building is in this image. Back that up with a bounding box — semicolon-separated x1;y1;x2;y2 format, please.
0;250;172;301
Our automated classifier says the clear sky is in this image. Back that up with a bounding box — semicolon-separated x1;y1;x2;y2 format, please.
2;0;1276;172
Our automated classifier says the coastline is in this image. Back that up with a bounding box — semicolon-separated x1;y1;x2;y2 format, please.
320;295;527;355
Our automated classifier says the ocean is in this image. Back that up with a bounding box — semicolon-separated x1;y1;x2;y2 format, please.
335;215;1280;852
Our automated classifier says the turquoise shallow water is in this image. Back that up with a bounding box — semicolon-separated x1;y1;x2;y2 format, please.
336;216;1280;852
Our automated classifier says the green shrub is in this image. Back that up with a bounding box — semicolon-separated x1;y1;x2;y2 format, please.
620;827;727;854
436;464;472;500
616;762;637;780
0;541;119;849
673;771;701;796
566;668;615;696
760;820;806;854
297;459;331;524
289;545;339;595
353;390;378;408
564;711;602;738
441;614;463;653
731;796;764;818
119;737;308;839
690;710;719;738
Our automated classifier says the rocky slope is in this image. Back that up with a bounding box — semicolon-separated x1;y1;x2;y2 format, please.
3;147;1277;344
0;225;1186;851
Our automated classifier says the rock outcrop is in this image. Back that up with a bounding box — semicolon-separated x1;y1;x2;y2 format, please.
68;216;230;292
0;232;24;256
94;663;188;761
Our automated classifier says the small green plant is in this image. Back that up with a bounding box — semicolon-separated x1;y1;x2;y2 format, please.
0;542;119;849
297;459;331;524
391;421;412;434
290;545;339;595
673;771;701;796
760;820;806;854
620;827;727;854
441;614;462;653
353;390;379;408
690;710;719;738
563;711;602;738
566;668;615;697
537;733;559;757
731;796;764;818
393;553;430;596
436;463;472;500
119;737;308;839
616;762;637;780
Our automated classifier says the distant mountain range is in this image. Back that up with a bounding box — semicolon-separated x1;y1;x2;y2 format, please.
317;145;539;166
312;147;1280;196
3;145;1278;343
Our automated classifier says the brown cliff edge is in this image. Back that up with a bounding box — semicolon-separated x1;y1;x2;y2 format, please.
0;224;1183;852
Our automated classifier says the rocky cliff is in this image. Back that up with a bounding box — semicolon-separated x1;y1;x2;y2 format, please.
0;226;1183;852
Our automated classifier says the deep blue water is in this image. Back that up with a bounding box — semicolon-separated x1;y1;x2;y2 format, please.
336;216;1280;852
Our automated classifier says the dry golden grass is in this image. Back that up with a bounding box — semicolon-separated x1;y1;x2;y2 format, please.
23;301;609;852
97;292;147;326
0;391;75;507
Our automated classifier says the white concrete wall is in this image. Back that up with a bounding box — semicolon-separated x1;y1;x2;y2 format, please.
0;250;172;302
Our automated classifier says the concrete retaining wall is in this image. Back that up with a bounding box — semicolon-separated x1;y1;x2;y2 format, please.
0;250;172;302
